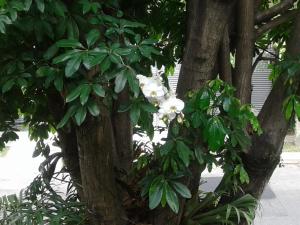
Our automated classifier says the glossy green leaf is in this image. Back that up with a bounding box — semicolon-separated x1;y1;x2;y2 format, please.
80;84;91;105
56;39;83;48
75;106;87;126
130;104;140;125
86;29;100;47
43;44;59;60
92;84;105;97
35;0;45;12
87;100;100;116
171;182;191;199
149;178;164;210
165;184;179;213
65;55;82;77
114;70;127;93
66;85;82;103
176;141;192;167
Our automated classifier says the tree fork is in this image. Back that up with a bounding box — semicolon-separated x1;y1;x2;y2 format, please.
177;0;236;97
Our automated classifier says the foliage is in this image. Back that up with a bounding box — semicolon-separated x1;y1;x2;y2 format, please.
182;193;257;225
0;174;85;225
136;79;261;213
0;0;270;224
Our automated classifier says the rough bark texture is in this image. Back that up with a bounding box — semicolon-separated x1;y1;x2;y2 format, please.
219;25;232;85
77;112;125;225
177;0;236;98
112;88;133;173
233;0;254;104
58;129;83;198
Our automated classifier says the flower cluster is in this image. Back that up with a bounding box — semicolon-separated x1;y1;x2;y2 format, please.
137;74;185;122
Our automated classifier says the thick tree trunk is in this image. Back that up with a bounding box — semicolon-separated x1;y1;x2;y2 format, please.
151;1;236;225
177;0;236;97
76;111;126;225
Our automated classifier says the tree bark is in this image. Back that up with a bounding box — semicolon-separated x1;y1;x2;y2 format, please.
112;88;133;173
177;0;236;98
233;0;254;104
242;8;300;200
77;111;126;225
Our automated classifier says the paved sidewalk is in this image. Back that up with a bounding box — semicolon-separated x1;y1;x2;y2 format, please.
201;157;300;225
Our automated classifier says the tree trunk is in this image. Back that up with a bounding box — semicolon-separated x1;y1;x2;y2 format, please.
76;111;126;225
58;129;83;198
235;10;300;225
242;8;300;199
177;0;237;98
112;88;133;173
233;0;254;104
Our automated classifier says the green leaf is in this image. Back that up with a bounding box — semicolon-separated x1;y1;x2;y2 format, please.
36;66;56;77
239;166;250;184
53;50;81;64
223;97;231;112
171;182;191;199
130;104;140;125
194;147;205;165
284;96;294;119
66;85;83;102
160;140;174;156
75;106;87;126
197;90;210;109
57;104;77;128
295;100;300;119
54;77;63;91
125;69;139;97
87;100;100;117
191;111;204;128
2;79;15;93
149;178;164;210
92;84;105;97
80;84;91;105
35;0;45;12
140;103;157;113
65;55;82;77
205;117;226;151
56;39;83;48
86;29;100;47
165;184;179;213
114;48;132;56
176;141;192;167
114;70;127;93
100;57;111;73
43;44;59;60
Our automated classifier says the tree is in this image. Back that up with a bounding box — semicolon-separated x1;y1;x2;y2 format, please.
0;1;300;225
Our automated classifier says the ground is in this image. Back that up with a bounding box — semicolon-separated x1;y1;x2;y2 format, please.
1;131;300;225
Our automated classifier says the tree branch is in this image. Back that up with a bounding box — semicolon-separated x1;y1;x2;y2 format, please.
255;0;296;24
256;10;298;38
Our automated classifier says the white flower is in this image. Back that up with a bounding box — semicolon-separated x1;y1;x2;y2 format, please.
136;75;150;88
159;96;185;114
158;107;176;121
